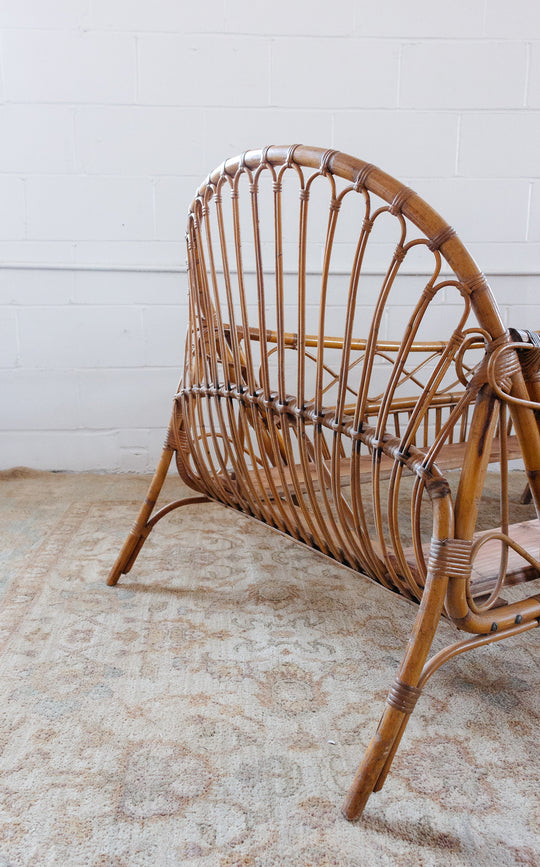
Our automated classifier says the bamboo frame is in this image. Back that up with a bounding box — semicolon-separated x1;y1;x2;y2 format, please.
108;146;540;821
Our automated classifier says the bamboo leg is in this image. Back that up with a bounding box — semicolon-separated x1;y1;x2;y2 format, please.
342;702;416;821
342;550;450;821
107;441;175;586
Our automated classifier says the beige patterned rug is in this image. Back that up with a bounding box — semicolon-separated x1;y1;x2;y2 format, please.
1;468;538;866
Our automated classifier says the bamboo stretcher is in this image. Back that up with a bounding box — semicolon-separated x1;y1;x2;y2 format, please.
107;146;540;820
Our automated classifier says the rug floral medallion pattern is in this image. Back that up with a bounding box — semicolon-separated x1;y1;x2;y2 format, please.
0;470;538;866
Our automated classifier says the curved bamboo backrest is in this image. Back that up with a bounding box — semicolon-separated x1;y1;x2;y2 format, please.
174;145;540;623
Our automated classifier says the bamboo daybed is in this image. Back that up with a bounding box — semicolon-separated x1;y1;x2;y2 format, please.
108;145;540;821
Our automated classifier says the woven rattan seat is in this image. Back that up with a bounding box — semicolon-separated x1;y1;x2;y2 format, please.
108;145;540;820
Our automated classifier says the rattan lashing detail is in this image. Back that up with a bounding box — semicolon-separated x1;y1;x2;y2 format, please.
486;335;522;390
386;678;422;715
427;537;473;580
462;271;491;297
427;224;457;252
354;162;376;191
319;148;338;175
389;185;415;215
108;145;540;823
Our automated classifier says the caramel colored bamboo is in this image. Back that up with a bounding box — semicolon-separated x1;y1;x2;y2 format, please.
109;145;540;821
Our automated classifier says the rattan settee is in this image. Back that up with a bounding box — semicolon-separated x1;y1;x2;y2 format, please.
108;145;540;820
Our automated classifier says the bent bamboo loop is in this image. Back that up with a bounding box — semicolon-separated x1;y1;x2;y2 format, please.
109;145;540;822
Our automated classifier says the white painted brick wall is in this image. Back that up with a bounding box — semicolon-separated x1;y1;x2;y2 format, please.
26;176;155;241
459;112;540;177
400;42;527;109
529;183;540;241
75;107;206;177
18;306;145;369
528;44;540;108
353;0;486;38
2;30;137;103
0;105;75;173
0;176;25;238
271;39;400;108
0;0;539;471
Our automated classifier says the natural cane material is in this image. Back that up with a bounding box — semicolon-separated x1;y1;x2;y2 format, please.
108;146;540;820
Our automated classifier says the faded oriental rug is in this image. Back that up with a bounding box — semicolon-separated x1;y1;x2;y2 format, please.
0;469;538;866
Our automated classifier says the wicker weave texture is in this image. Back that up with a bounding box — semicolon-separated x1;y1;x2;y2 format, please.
108;146;540;821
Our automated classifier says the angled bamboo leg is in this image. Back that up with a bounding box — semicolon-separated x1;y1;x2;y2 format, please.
342;562;450;821
108;430;211;587
342;479;458;823
108;439;175;585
